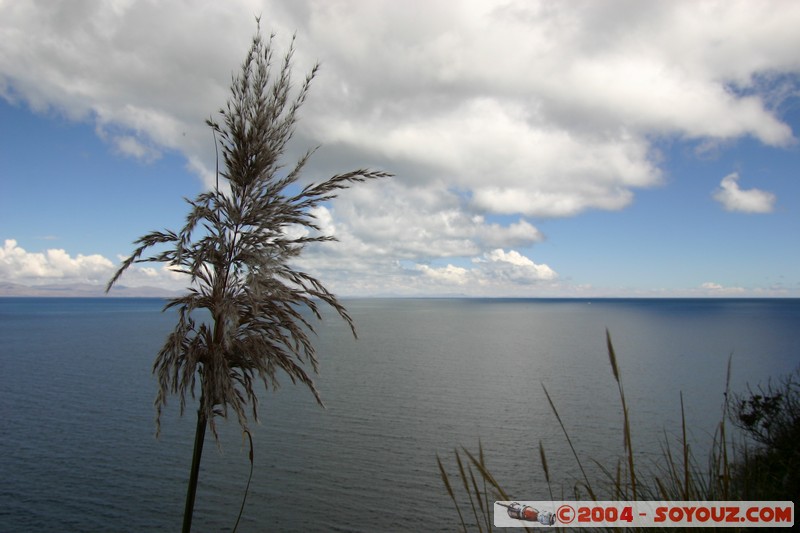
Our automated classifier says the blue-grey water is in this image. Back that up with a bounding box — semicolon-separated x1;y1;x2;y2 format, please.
1;297;798;531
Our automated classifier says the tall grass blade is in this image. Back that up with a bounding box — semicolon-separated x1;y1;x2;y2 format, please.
607;328;620;384
438;453;468;533
456;449;483;533
538;440;554;502
720;354;733;499
461;447;512;501
466;464;491;533
607;329;636;501
680;392;690;500
590;458;622;499
655;476;669;500
540;383;596;500
463;445;535;533
660;430;680;499
478;441;492;533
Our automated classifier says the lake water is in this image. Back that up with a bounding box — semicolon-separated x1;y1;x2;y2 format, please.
1;297;798;531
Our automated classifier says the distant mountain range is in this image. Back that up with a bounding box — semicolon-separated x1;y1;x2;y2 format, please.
0;282;180;298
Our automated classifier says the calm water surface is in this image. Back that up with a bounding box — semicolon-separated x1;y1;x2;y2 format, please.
1;297;798;531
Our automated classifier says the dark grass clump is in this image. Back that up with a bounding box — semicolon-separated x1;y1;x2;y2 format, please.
728;368;800;500
438;331;799;532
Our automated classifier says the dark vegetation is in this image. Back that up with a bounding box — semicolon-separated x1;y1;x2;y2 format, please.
729;369;800;501
439;331;799;531
107;21;389;532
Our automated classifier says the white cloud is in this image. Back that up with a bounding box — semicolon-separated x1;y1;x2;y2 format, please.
325;97;658;217
2;1;796;192
0;239;184;290
0;239;113;282
713;172;776;213
416;263;469;286
1;1;799;294
413;248;557;292
475;249;557;283
302;181;545;262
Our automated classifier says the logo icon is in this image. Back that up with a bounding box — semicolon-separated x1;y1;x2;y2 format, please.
497;502;556;525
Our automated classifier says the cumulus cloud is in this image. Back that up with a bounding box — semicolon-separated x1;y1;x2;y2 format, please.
414;248;556;293
0;239;113;282
416;263;469;286
0;239;183;290
2;1;796;185
713;172;776;213
475;249;557;283
1;1;799;294
300;181;545;261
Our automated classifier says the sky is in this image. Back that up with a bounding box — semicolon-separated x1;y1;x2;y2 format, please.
1;0;799;297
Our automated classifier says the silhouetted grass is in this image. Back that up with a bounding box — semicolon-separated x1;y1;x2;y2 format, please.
438;331;799;531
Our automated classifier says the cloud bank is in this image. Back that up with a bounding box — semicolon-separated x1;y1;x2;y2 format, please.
0;239;113;283
1;0;799;294
0;239;182;291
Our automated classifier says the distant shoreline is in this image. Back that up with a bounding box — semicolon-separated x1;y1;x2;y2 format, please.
0;282;180;298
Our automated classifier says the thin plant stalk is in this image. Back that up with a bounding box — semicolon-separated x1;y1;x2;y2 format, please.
467;463;491;533
455;450;483;533
606;329;636;501
538;440;554;502
183;406;207;533
461;447;511;501
232;429;254;533
438;453;468;533
680;392;690;500
540;383;596;500
479;442;493;533
720;355;733;499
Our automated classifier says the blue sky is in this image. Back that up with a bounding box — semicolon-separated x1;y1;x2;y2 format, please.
1;1;799;297
1;101;199;261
